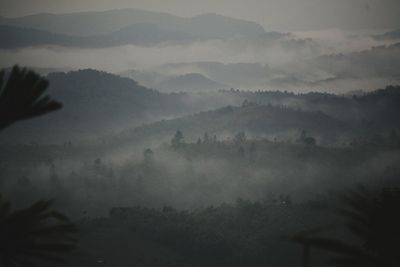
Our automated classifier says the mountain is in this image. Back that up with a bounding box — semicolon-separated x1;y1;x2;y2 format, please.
216;86;400;132
155;42;400;92
157;62;273;89
0;9;283;49
0;69;192;143
0;9;184;36
184;13;266;39
1;65;72;75
313;43;400;80
0;24;194;49
2;67;398;145
266;43;400;91
118;69;169;89
0;8;266;39
114;103;349;148
373;29;400;40
157;73;228;92
0;25;80;49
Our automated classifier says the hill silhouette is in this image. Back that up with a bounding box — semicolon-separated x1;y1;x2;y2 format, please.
157;73;228;92
115;103;349;147
0;8;269;42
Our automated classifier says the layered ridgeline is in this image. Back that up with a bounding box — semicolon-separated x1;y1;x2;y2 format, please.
0;69;194;143
0;9;282;48
0;24;194;48
156;73;229;92
1;69;399;145
1;9;398;93
114;104;349;148
150;42;400;91
374;28;400;41
112;85;400;149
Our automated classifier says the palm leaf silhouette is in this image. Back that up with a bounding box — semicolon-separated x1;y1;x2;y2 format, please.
0;65;62;130
0;195;77;267
0;66;76;266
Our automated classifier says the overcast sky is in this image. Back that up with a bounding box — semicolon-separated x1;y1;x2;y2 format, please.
0;0;399;31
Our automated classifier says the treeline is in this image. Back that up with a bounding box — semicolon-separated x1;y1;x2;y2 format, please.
74;199;333;267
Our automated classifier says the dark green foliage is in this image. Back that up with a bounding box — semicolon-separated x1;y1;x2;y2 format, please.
101;200;314;267
0;195;77;267
293;188;400;267
0;66;62;130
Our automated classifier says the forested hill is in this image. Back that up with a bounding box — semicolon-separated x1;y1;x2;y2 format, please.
0;69;192;143
218;86;400;131
1;67;399;145
0;9;266;38
0;24;194;48
112;103;349;149
0;9;270;49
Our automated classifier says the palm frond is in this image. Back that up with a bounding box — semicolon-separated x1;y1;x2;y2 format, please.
0;65;62;130
0;195;77;267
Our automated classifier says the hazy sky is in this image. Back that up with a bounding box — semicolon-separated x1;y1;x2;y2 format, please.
1;0;399;31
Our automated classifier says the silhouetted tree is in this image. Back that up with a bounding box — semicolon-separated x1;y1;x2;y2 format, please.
297;130;316;146
234;132;246;145
143;148;154;165
203;132;211;144
171;130;185;148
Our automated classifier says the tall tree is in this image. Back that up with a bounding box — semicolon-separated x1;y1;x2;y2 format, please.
171;130;185;148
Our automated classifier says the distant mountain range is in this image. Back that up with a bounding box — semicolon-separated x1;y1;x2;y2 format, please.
0;9;282;48
157;73;228;92
1;8;398;94
0;69;188;143
0;9;266;38
1;69;399;145
145;42;400;91
373;29;400;41
118;70;228;92
0;24;194;48
156;62;273;89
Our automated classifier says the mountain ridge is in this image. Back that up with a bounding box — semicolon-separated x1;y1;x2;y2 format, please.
0;8;267;39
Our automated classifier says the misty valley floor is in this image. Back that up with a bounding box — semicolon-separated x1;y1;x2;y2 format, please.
2;135;400;266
